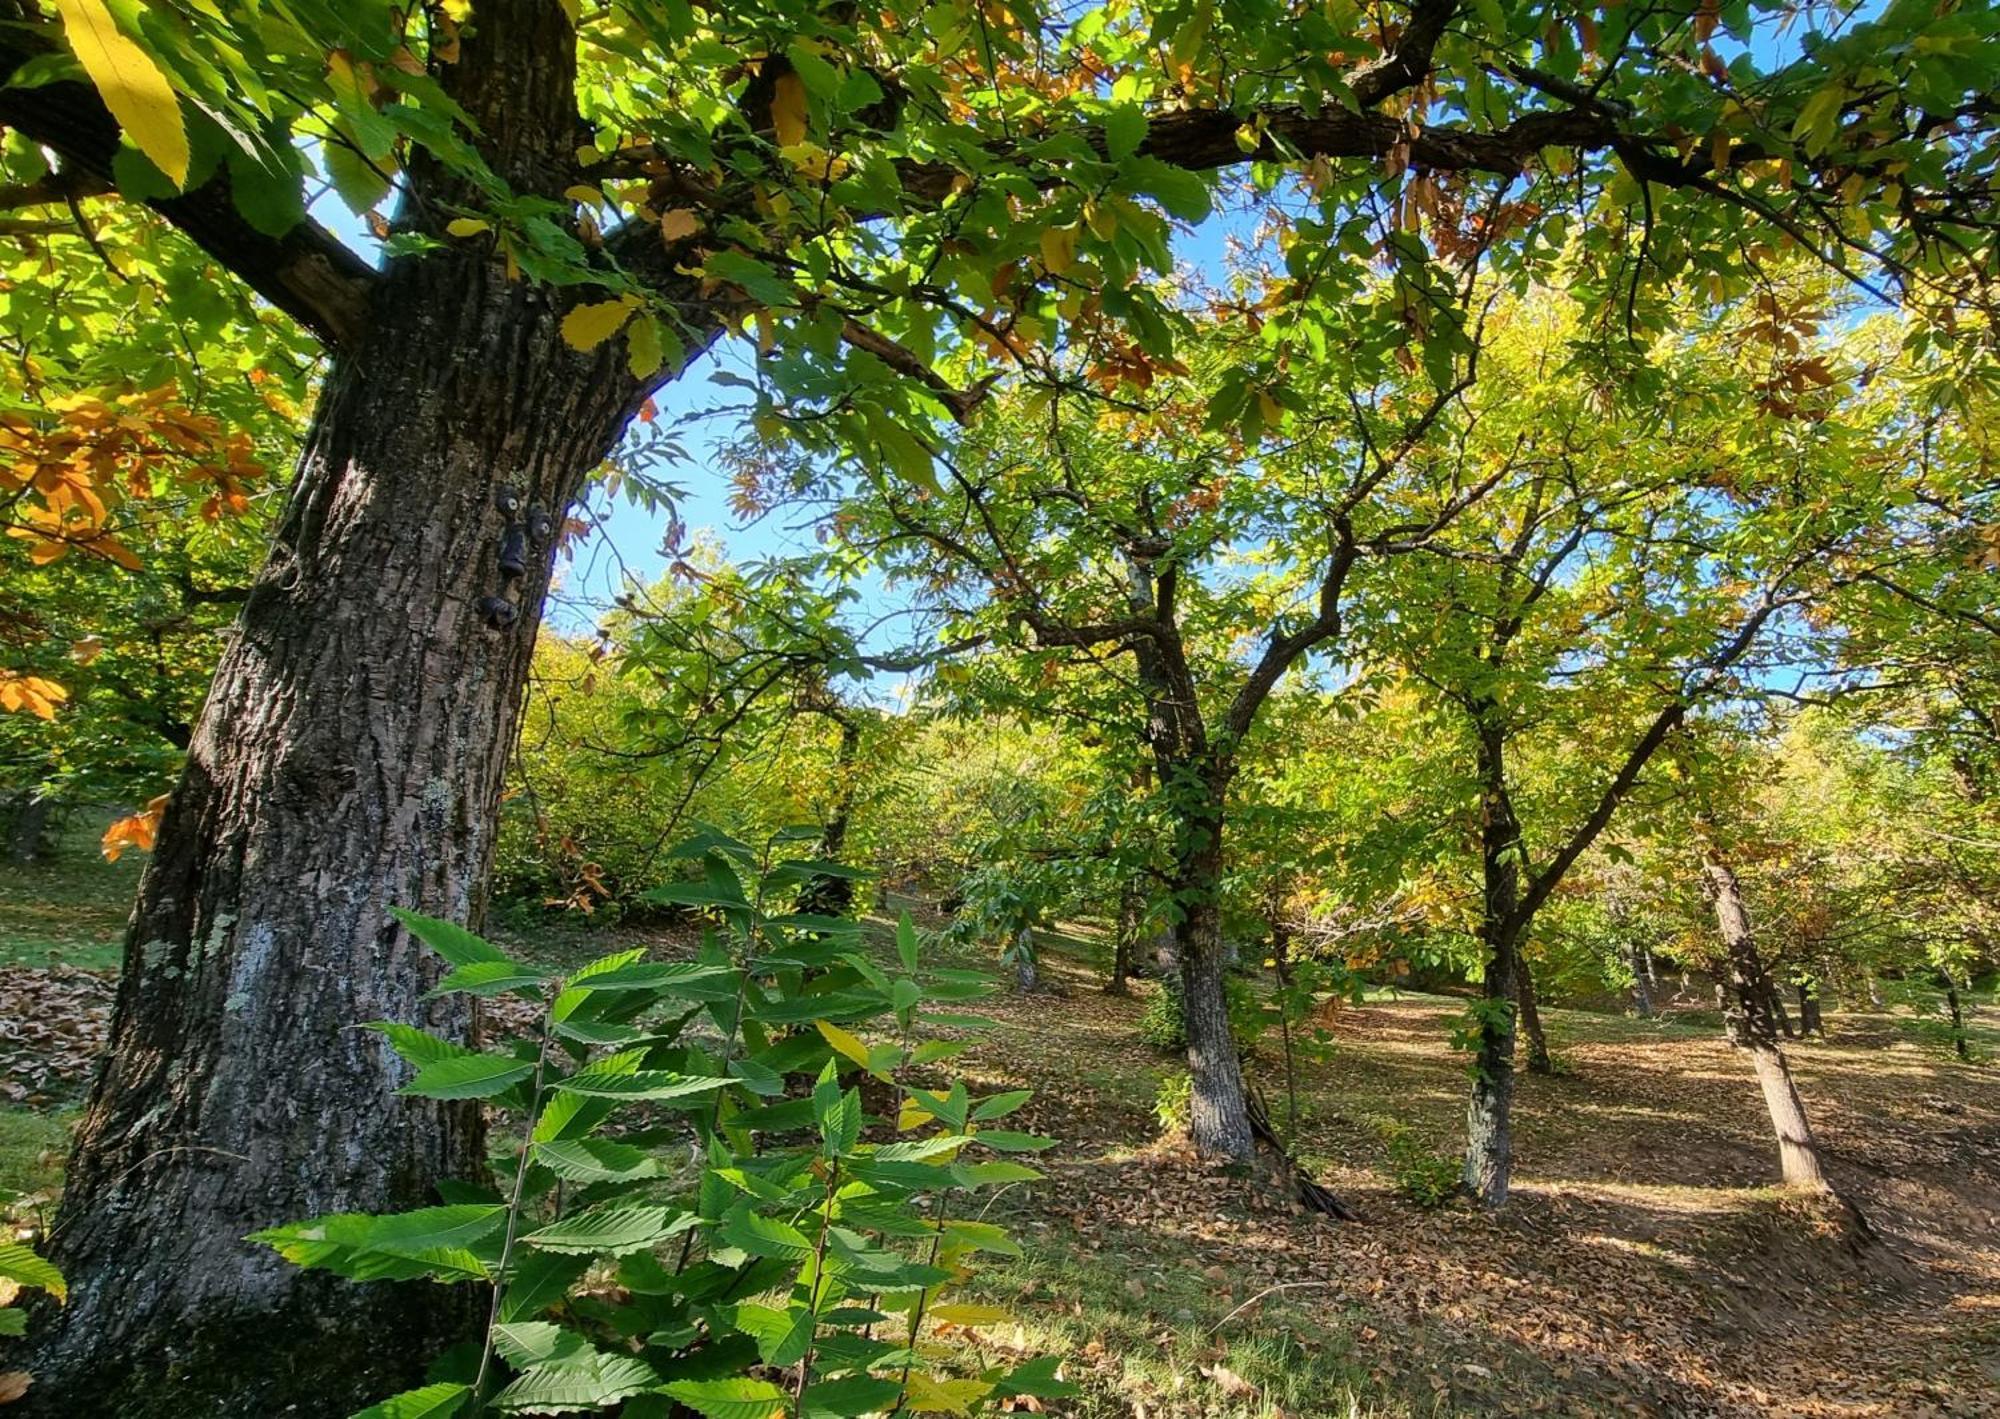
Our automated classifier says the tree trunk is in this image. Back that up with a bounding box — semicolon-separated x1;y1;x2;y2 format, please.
1517;954;1552;1075
798;714;863;917
1767;976;1796;1038
1941;972;1969;1060
6;791;51;863
1011;924;1038;994
1173;794;1251;1161
1464;720;1522;1208
29;11;667;1402
1796;980;1824;1037
1702;858;1831;1192
1629;943;1655;1018
1108;879;1139;995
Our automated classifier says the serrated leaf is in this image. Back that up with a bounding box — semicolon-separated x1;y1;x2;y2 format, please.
351;1382;469;1419
717;1208;813;1259
491;1353;658;1413
521;1205;696;1255
561;297;637;352
0;1242;64;1302
532;1138;667;1183
427;958;545;999
55;0;188;186
400;1052;535;1100
660;1376;788;1419
392;909;509;968
367;1021;475;1070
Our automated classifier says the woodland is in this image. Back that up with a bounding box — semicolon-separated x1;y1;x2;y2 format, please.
0;0;1996;1415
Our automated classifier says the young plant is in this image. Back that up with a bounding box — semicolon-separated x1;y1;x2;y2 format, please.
255;830;1072;1417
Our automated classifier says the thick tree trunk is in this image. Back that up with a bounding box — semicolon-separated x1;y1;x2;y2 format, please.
27;12;665;1395
1174;799;1251;1161
1768;976;1797;1038
1465;720;1522;1208
1516;954;1552;1075
1702;858;1830;1192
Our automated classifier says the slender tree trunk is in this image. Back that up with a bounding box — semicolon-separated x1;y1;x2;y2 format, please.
1629;943;1655;1018
27;9;685;1408
798;715;863;917
1465;720;1522;1208
1768;976;1797;1038
1108;879;1139;995
1702;858;1831;1192
1641;942;1659;991
1516;955;1552;1075
1174;791;1251;1161
1796;980;1824;1037
1941;972;1969;1060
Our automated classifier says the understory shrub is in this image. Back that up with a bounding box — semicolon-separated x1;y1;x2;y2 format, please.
1152;1070;1192;1137
1137;977;1186;1051
257;830;1072;1418
1363;1116;1460;1210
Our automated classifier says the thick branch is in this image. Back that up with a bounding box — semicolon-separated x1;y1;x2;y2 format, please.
0;22;375;348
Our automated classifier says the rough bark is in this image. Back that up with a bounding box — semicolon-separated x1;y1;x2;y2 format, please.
1174;793;1252;1161
1465;719;1522;1208
1702;858;1831;1192
1516;954;1553;1075
23;5;694;1408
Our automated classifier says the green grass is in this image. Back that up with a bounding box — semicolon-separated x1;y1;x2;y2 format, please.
0;814;139;971
0;1105;75;1205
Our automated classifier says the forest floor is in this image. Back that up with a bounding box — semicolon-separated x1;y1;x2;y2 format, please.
2;839;1997;1417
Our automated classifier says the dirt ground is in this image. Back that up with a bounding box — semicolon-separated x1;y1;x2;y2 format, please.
4;869;1996;1417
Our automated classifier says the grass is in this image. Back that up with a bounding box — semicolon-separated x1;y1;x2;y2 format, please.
0;1105;75;1209
0;813;140;970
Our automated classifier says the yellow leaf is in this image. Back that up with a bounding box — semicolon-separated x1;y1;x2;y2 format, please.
563;183;604;206
1038;225;1076;276
927;1303;1012;1327
771;71;808;147
816;1019;872;1072
560;296;638;351
445;217;490;237
0;674;68;721
902;1374;994;1415
660;208;702;241
54;0;189;186
898;1096;934;1130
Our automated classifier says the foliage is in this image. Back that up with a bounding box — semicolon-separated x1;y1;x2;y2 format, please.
1151;1070;1192;1139
1376;1125;1460;1212
1136;978;1186;1054
257;832;1070;1417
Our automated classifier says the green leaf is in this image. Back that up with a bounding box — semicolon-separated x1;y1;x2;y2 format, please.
717;1207;813;1259
367;1021;475;1069
400;1052;536;1100
498;1250;592;1322
491;1321;593;1369
659;1376;789;1419
533;1138;668;1183
732;1301;814;1366
799;1374;903;1418
427;958;546;998
969;1129;1053;1152
0;1307;24;1336
896;911;919;973
1102;102;1147;160
521;1205;697;1255
492;1353;658;1412
392;909;511;968
0;1240;64;1301
552;1068;730;1102
971;1089;1032;1121
350;1382;470;1419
